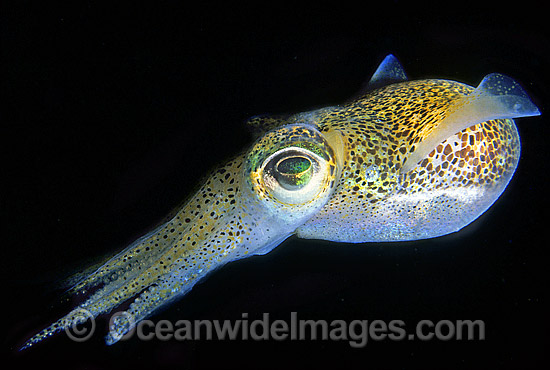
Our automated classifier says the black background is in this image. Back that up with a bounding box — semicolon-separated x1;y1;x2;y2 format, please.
3;2;548;369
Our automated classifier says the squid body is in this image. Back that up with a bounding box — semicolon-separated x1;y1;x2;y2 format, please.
21;54;540;348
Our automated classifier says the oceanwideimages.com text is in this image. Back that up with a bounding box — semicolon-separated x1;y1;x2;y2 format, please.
65;310;485;347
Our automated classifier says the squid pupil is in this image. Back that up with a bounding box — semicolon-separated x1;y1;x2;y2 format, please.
275;156;312;190
277;156;311;175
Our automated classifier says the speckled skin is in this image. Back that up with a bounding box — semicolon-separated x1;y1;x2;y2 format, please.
21;56;538;349
297;79;522;241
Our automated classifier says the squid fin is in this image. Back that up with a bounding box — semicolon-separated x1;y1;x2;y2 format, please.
401;73;540;173
361;54;408;93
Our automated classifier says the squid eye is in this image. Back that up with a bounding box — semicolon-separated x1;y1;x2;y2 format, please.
245;123;341;211
274;155;312;190
260;146;328;205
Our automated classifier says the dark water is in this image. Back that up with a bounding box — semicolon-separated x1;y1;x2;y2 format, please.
3;3;548;369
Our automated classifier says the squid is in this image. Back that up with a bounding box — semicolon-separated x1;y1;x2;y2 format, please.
21;54;540;348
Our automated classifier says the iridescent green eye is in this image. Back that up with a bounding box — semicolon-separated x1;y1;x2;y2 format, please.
275;156;313;190
249;124;340;207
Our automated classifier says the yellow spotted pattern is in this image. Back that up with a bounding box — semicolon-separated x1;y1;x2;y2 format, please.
22;74;526;349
